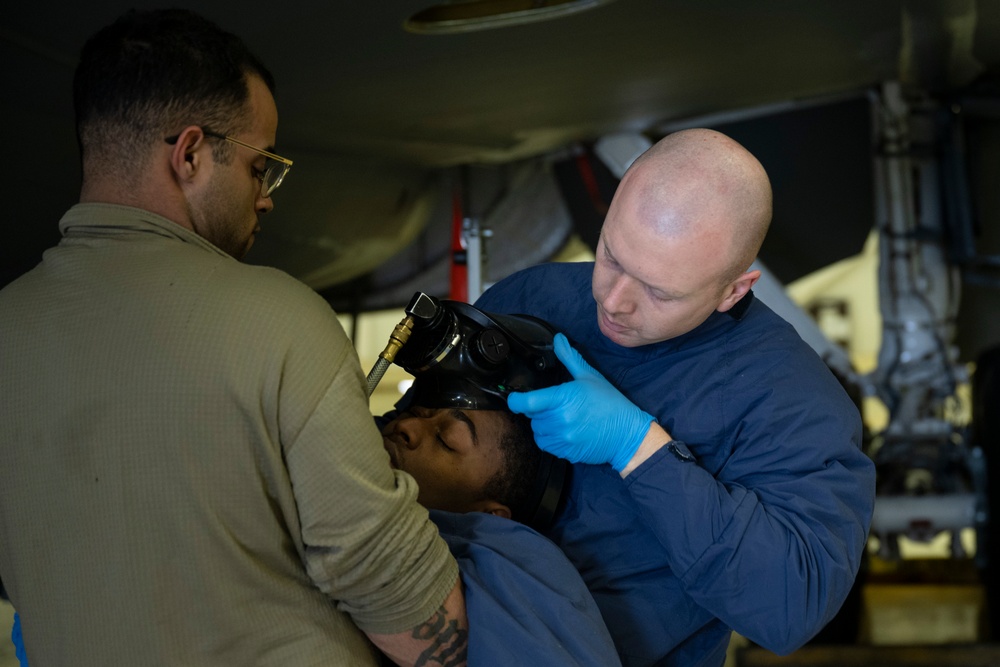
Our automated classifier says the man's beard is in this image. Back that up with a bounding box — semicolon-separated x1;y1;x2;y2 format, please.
186;184;254;259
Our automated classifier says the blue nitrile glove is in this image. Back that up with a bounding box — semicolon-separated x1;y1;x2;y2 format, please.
507;333;655;472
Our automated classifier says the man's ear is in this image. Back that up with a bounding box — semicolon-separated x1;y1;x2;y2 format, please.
168;125;208;186
472;500;512;521
716;268;761;313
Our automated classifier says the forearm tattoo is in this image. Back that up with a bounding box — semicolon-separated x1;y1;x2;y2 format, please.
411;604;468;667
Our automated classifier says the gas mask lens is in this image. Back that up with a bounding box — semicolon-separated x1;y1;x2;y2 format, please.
392;293;569;411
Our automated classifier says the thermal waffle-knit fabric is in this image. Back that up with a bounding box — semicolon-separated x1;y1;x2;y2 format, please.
0;203;457;666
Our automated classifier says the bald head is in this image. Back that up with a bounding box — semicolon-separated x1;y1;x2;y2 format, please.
621;128;772;280
591;129;772;346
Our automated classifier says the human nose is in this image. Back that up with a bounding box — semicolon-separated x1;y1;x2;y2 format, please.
257;191;274;215
395;416;429;451
601;275;636;315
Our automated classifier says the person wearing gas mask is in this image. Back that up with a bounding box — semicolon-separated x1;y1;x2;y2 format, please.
376;296;620;666
474;128;876;666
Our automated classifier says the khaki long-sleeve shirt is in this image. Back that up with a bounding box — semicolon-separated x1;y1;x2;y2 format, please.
0;204;457;666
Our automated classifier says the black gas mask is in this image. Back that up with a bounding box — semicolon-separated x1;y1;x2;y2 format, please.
386;292;570;530
393;292;569;409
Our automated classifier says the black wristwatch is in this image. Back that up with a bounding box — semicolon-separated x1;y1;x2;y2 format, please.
666;440;696;463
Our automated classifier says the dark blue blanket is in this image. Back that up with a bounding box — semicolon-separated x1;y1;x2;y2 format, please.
431;510;621;666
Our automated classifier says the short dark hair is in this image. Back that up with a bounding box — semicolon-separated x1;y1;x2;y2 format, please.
482;411;545;524
73;8;275;172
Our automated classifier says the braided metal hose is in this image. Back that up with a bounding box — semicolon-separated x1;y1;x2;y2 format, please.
366;315;415;397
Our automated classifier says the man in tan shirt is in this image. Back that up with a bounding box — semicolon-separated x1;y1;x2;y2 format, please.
0;9;466;666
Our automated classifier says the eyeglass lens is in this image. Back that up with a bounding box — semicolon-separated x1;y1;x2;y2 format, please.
262;160;289;197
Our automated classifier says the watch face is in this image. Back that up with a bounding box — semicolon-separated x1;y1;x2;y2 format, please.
668;441;696;462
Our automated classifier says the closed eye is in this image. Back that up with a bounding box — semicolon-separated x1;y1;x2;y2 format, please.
602;248;621;271
648;287;673;301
